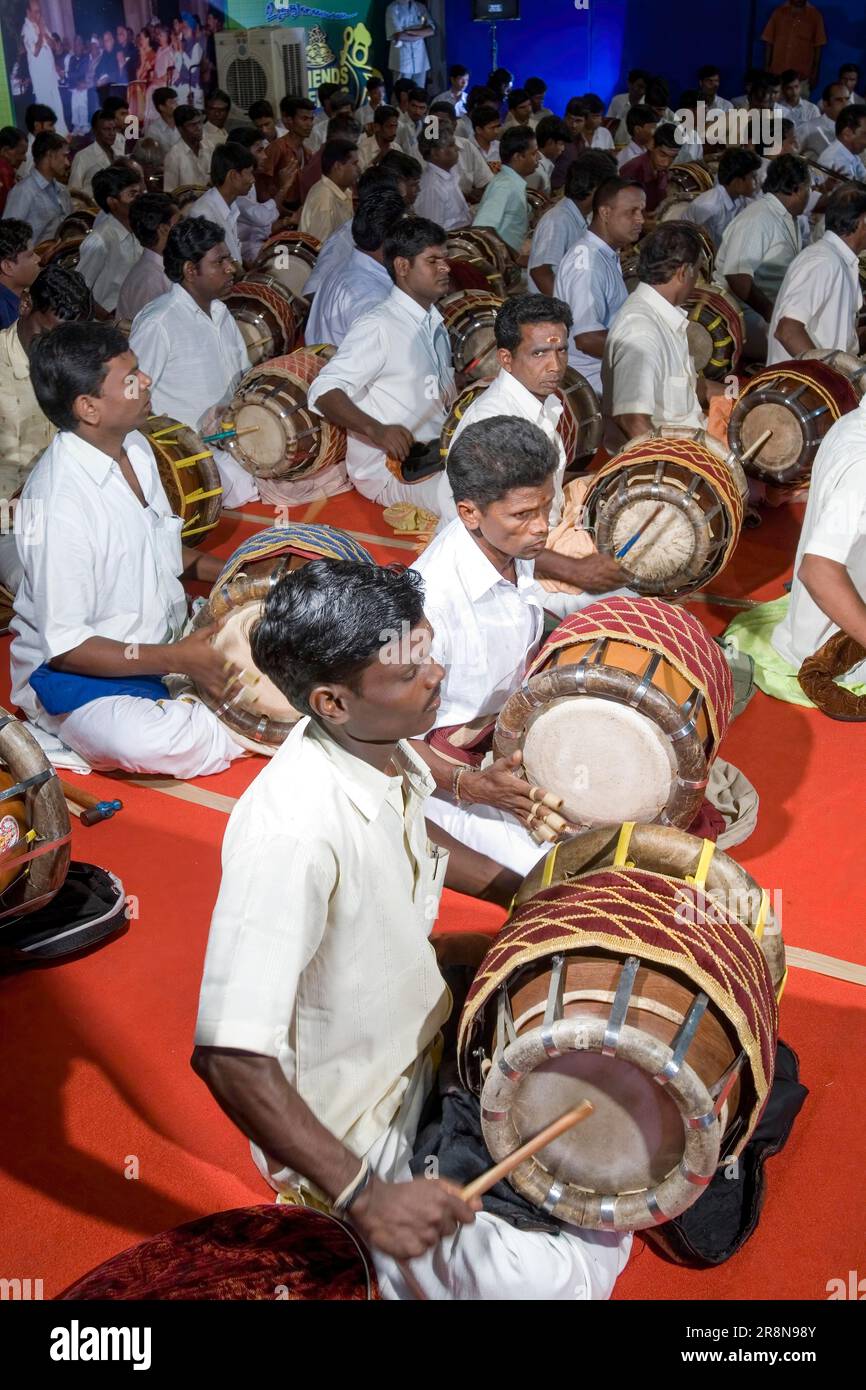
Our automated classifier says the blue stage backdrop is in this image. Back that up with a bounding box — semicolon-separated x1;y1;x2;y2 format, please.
443;0;866;112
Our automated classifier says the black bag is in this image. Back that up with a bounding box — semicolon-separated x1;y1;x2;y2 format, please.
0;862;128;968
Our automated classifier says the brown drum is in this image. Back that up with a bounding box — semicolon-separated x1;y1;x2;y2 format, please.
494;596;734;830
619;246;640;292
582;428;745;598
172;184;207;211
256;230;321;303
526;187;552;230
223;346;346;481
223;274;300;365
438;289;504;380
685;285;744;378
445;255;504;296
34;233;85;271
728;357;863;485
446;227;510;296
668;160;714;195
0;707;71;917
57;210;96;239
69;191;99;217
193;524;374;751
131;136;165;192
439;368;601;468
458;822;785;1231
143;415;223;541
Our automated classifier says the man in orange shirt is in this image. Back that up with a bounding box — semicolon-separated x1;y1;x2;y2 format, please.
257;96;315;209
762;0;827;89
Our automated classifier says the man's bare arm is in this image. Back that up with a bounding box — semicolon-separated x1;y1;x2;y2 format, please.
573;329;607;359
725;272;773;322
799;554;866;648
773;316;815;360
313;387;414;461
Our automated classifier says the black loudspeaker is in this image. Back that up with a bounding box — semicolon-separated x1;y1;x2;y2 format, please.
472;0;521;19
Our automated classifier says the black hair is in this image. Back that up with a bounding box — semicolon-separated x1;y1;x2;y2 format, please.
524;77;547;98
466;85;497;111
626;104;657;136
129;191;176;248
593;175;643;214
825;187;866;237
448;417;558;508
207;89;231;109
565;149;619;202
646;78;670;107
383;215;446;279
251;560;425;716
351;190;406;252
329;92;354;113
91;107;115;131
764;153;809;196
471;104;501;131
0;126;26;153
316;82;341;106
839;63;860;79
718;148;762;185
836;103;866;137
225;125;264;150
779;69;801;88
417;125;456;159
653;122;680;151
152;87;176;113
697;65;721;82
581;93;605;116
101;97;128;120
32;131;66;164
29;265;91;321
248;99;274;122
281;95;315;119
374;103;399;128
449;64;469;80
358;164;401;199
30;322;129;431
91;165;139;214
0;218;32;262
500;126;536;163
367;76;385;92
637;221;703;285
163;216;225;282
535;116;570;149
326;113;361;140
494;294;573;351
679;89;701;113
565;96;588;119
488;69;514;96
628;69;651;86
25;103;56;133
173;104;201;131
378;150;422;181
393;78;415;100
507;88;530;111
321;138;358;176
210;141;255;185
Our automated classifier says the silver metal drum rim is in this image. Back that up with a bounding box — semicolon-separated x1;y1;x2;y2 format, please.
479;1015;721;1232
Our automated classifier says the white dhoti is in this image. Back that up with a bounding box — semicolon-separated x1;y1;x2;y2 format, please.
424;789;549;877
354;468;444;516
0;533;23;594
211;445;260;509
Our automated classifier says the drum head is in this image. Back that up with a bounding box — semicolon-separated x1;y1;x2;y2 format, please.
215;603;300;724
522;696;677;825
610;498;708;584
740;401;803;472
686;319;715;372
234;399;295;471
261;254;314;298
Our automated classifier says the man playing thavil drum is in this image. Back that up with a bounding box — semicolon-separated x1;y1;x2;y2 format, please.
192;558;631;1300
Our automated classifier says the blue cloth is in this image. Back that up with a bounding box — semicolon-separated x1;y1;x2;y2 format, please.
0;284;19;329
29;663;169;716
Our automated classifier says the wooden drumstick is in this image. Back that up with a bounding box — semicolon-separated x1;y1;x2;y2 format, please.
460;1103;594;1201
616;504;665;559
732;428;773;464
200;425;261;445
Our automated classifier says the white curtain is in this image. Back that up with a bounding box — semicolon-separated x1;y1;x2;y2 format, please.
123;0;152;38
39;0;76;45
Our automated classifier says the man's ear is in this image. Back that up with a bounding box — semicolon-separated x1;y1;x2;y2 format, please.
456;497;483;531
393;254;410;281
496;347;513;373
308;684;351;725
73;391;100;429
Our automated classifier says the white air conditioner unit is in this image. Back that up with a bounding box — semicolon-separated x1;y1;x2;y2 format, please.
216;26;307;117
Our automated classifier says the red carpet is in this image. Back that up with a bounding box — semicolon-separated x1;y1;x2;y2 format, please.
0;488;863;1300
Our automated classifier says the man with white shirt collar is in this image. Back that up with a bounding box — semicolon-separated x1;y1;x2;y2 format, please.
697;64;732;112
299;138;359;243
355;75;386;132
396;87;429;159
413;127;469;230
767;187;866;364
528;116;569;196
4;131;71;246
11;322;245;777
715;152;811;358
428;103;492;203
798;81;848;156
615;104;657;168
682;147;761;248
582;94;615;150
144;87;180;155
553;175;645;391
606;69;650;127
603;222;719;454
357;104;400;172
386;0;435;89
433;64;470;118
116;192;177;323
303;159;417;298
820;104;866;183
161;104;210;193
68;108;117;197
780;69;821;127
305;188;405;346
130;217;258;508
202;89;231;153
188;141;255;268
308;90;353;154
308;216;454;512
19;103;56;178
76;165;143;319
529;149;616;296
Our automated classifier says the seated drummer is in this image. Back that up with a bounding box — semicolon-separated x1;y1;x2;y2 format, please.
618;121;680;215
307;216;455;514
129;216;258;508
411;416;570;876
602;223;727;454
75;165;143;321
192;558;631;1300
10;322;247;777
436;294;624;610
0;265;91;593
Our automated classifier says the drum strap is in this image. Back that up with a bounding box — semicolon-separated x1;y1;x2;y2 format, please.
685;838;717;891
613;821;636;867
539;841;561;889
0;829;74;921
0;768;55;802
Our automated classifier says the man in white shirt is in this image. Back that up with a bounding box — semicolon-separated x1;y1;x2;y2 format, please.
767;187;866;364
697;64;733;112
355;75;386;132
603;222;719;453
682;147;761;248
202;89;231;155
820;104;866;183
839;63;865;106
798;82;849;157
428;103;493;203
308;216;454;512
299;138;359;243
582;94;615;150
162;105;210;193
192;557;631;1300
130;217;257;508
502;88;534;132
116;192;177;324
225;124;290;267
529;150;616;296
528;116;568;196
607;69;650;125
11;322;244;776
188;141;255;267
305;187;405;347
779;69;821;128
433;65;470;118
616;104;657;168
414;128;469;231
144;87;180;155
554;176;646;390
68;108;117;196
76;165;142;318
4;132;71;245
307;92;354;156
772;393;866;678
303;159;417;298
357;104;400;172
396;87;429;159
715;152;811;358
385;1;435;88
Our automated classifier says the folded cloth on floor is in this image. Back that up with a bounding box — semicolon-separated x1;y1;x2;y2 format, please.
725;595;866;707
706;756;759;850
256;458;352;506
18;723;92;773
797;630;866;719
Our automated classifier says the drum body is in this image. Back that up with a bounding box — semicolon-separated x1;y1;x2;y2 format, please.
131;136;165;192
582;428;745;598
0;707;70;915
526;188;551;230
256;230;320;302
223;274;300;365
223;346;346;481
494;595;734;830
193;524;374;751
57;210;96;239
438;289;504;380
668;161;714;195
728;358;861;485
439;369;601;468
143;416;223;541
446;255;504;296
34;234;84;271
685;286;744;378
446;227;510;296
458;822;784;1231
172;184;207;211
